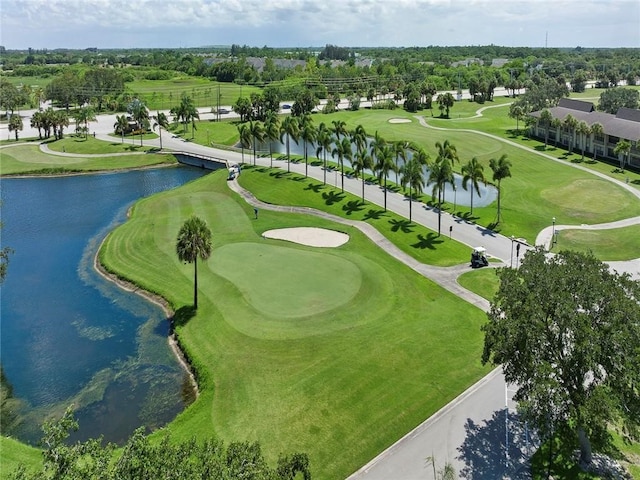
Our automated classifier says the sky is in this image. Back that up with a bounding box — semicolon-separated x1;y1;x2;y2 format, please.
1;0;639;50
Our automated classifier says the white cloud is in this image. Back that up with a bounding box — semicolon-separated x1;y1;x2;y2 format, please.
1;0;637;48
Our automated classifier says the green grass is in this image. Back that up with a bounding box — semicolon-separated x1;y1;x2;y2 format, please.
238;165;471;266
98;169;491;480
551;224;640;261
45;135;156;154
0;144;176;175
0;436;42;478
170;118;240;147
126;77;262;110
457;267;500;301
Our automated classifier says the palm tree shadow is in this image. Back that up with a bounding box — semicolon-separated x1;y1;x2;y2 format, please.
363;209;387;220
411;232;443;250
270;170;290;179
322;190;345;205
457;410;538;480
389;219;414;233
304;183;324;193
170;305;197;331
342;200;365;215
458;211;480;223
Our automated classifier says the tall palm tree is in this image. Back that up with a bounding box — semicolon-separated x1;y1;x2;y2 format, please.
248;120;265;165
590;122;604;160
374;144;395;210
315;122;333;185
461;157;486;215
114;114;129;143
435;139;459;166
331;136;353;192
299;114;316;177
539;109;553;147
176;216;212;310
129;99;149;146
562;114;578;152
576;121;590;161
152;111;169;150
280;115;299;173
614;139;631;172
331;119;348;144
352;148;373;201
428;158;454;236
551;117;562;146
237;123;251;164
401;157;426;222
489;154;512;225
74;106;96;139
393;140;410;184
263;111;280;168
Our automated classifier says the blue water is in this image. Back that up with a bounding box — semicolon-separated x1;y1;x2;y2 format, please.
260;138;498;207
0;166;208;444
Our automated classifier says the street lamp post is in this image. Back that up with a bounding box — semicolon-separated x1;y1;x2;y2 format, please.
510;235;515;268
552;217;556;248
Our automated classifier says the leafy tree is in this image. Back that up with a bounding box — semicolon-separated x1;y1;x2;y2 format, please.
482;248;640;469
570;69;588;93
82;68;124;111
461;156;486;215
598;87;639;114
489;154;511;225
291;89;318;117
45;71;83;111
8;113;23;141
176;216;212;310
0;78;26;114
233;96;253;122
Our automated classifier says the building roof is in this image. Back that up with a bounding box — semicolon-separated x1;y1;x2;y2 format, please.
530;99;640;142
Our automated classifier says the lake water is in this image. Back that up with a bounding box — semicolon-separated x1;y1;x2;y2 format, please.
0;166;209;445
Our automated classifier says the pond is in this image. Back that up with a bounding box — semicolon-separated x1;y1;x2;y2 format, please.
256;138;498;207
0;166;209;445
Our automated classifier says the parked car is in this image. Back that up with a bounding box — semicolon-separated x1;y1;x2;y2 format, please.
282;104;292;110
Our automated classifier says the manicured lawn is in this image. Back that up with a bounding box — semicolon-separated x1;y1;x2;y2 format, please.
0;436;42;477
170;118;240;147
45;135;156;154
551;224;640;261
238;165;471;266
457;267;500;301
99;169;491;480
0;144;176;175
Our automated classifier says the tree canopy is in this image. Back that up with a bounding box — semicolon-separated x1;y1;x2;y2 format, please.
482;248;640;468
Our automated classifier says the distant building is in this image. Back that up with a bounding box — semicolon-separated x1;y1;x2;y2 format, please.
529;98;640;168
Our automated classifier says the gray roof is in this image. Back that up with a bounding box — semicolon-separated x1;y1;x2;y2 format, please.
530;99;640;141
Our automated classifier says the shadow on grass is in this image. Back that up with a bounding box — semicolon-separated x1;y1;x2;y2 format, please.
342;200;366;215
389;219;414;233
411;232;444;250
363;209;387;221
322;190;345;205
171;305;197;331
269;170;291;179
304;183;325;193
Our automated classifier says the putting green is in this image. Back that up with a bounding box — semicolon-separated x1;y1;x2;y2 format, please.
212;242;362;319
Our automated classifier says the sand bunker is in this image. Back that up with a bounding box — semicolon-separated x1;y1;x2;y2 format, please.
262;227;349;248
388;118;411;124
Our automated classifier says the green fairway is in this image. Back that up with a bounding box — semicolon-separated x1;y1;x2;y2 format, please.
45;135;156;154
99;169;491;480
0;144;176;175
457;268;500;301
552;224;640;261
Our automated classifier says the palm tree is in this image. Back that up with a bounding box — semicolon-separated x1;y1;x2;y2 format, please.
263;111;280;168
352;148;373;201
590;122;604;160
8;114;23;141
401;157;426;221
248;120;265;165
614;139;631;172
129;99;149;146
74;106;96;139
237;123;251;164
489;154;512;225
280;116;299;173
331;136;353;192
576;121;590;161
435;139;459;166
114;114;129;143
152;111;169;150
299;114;316;177
428;158;454;236
315;122;333;185
551;117;562;146
539;109;553;147
393;140;410;184
176;216;212;310
461;157;486;215
331;119;348;144
374;144;395;211
562;114;578;152
436;92;455;118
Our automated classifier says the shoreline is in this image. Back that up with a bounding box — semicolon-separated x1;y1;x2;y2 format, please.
93;230;200;400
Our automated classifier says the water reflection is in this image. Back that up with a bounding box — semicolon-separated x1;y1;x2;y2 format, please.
0;166;208;444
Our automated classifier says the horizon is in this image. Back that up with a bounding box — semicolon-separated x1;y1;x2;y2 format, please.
1;0;638;51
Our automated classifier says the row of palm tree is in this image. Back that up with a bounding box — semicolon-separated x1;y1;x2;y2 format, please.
235;116;513;230
538;109;606;162
30;107;70;140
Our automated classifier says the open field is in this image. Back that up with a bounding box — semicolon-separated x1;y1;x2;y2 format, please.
552;224;640;261
0;144;175;175
96;169;491;480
